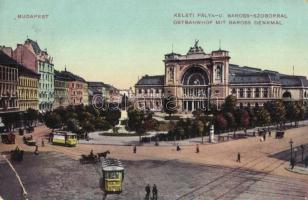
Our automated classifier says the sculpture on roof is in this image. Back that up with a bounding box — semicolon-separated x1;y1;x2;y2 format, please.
194;39;199;48
187;39;204;55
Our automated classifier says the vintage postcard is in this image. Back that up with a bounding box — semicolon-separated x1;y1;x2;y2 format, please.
0;0;308;199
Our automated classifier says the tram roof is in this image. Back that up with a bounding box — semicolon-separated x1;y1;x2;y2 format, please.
101;158;124;171
53;131;77;136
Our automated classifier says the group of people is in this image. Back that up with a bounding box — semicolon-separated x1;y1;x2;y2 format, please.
145;184;158;200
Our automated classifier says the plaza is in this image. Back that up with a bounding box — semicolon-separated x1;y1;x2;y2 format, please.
0;124;308;199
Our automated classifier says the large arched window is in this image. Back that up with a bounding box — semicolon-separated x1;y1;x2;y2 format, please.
282;91;291;98
181;66;209;86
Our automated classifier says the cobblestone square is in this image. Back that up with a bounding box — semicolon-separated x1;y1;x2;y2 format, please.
1;152;307;200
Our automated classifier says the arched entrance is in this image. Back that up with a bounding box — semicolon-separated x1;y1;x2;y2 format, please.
181;66;210;111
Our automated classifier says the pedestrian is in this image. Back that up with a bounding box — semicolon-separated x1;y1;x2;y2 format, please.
304;156;308;168
290;158;295;169
176;144;181;151
196;144;199;153
34;145;39;155
145;184;151;199
41;139;45;147
152;184;158;200
236;152;241;163
133;145;136;153
269;130;271;137
263;133;266;141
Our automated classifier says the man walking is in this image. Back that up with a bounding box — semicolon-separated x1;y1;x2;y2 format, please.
236;152;241;163
290;157;295;169
196;144;199;153
133;145;137;153
145;184;151;200
152;184;158;200
34;145;39;155
176;144;181;151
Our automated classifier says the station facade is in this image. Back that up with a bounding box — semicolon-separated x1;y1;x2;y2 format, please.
135;41;308;112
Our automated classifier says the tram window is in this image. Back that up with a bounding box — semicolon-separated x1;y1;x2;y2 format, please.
106;171;120;179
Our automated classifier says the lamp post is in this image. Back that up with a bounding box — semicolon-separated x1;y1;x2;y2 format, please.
289;139;293;164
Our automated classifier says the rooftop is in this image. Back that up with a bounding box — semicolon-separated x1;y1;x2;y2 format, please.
136;75;165;86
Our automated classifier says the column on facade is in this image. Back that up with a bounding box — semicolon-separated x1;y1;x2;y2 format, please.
244;88;247;98
185;101;188;111
192;100;194;111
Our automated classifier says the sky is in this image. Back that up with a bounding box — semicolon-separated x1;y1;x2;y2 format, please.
0;0;308;88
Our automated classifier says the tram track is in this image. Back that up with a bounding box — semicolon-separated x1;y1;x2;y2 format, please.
175;148;292;200
212;158;288;200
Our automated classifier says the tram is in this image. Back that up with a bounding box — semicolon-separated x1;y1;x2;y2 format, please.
101;158;124;193
51;131;77;147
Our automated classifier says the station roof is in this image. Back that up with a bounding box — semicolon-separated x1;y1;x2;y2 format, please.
136;75;165;86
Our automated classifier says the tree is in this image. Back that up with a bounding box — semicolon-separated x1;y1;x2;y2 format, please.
94;117;111;130
246;108;257;128
127;108;146;142
104;105;121;127
67;118;80;133
215;113;228;133
264;100;286;127
2;112;17;131
81;120;95;139
24;108;39;127
162;95;178;118
194;120;205;144
223;95;237;113
224;112;237;137
45;113;61;131
284;101;298;126
174;126;185;140
256;107;271;127
235;109;250;134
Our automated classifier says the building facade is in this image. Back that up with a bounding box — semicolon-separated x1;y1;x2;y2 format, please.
83;82;89;106
87;82;108;105
14;39;54;111
135;41;308;112
0;51;19;114
18;65;40;111
53;70;69;108
59;69;88;106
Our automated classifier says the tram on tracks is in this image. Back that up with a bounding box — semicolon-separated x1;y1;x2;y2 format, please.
101;158;124;193
51;131;77;147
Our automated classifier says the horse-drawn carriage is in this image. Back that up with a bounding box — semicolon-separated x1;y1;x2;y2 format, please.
80;150;110;164
23;135;36;146
1;132;15;144
275;131;284;139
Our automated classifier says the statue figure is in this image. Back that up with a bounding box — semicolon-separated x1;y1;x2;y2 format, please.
194;39;199;48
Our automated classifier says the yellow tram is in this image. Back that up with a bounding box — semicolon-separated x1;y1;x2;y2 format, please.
101;158;124;193
52;131;77;147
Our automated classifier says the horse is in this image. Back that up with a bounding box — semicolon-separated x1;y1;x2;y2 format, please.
97;150;110;159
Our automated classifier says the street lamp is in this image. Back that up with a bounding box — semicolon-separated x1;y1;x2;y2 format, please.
289;139;293;164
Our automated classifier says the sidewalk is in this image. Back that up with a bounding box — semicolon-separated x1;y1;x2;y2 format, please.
286;166;308;175
77;120;308;146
